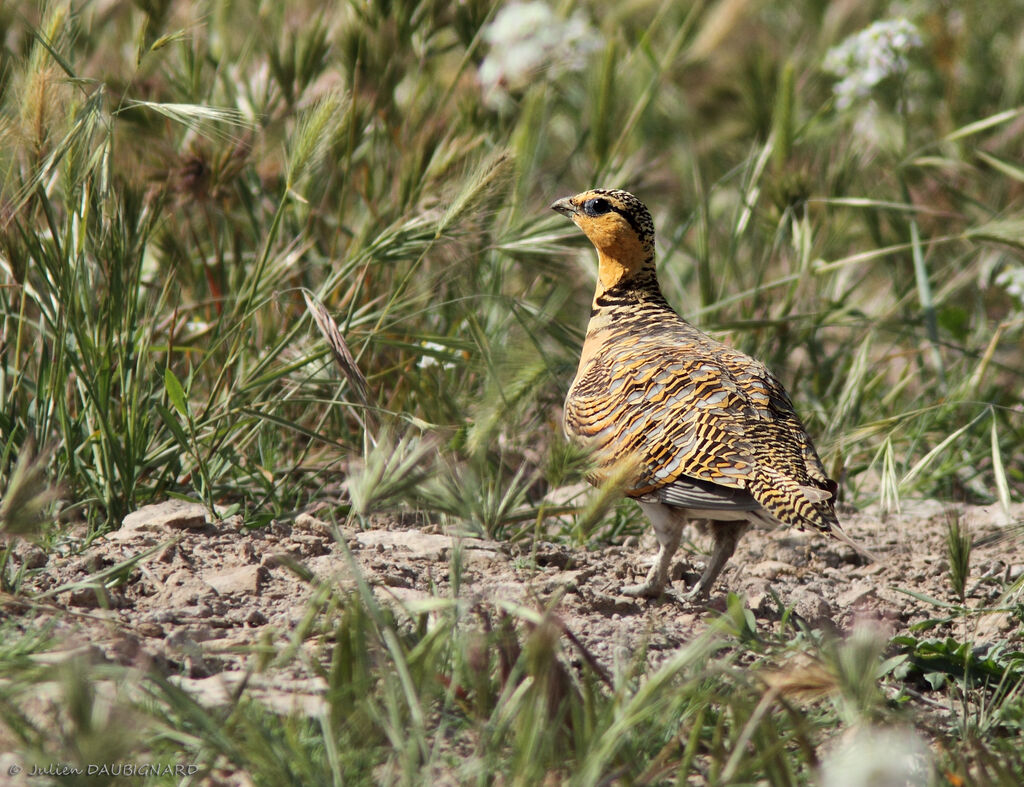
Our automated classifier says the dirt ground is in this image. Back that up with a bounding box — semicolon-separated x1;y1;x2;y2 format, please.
7;498;1024;716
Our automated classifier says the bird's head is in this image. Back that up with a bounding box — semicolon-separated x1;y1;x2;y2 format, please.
550;188;656;290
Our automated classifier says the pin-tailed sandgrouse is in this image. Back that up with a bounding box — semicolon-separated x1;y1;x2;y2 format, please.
551;188;868;599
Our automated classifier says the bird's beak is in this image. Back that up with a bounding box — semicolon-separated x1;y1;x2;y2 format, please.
550;196;577;217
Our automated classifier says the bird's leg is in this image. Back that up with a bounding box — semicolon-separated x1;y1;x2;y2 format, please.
685;521;748;599
622;504;683;598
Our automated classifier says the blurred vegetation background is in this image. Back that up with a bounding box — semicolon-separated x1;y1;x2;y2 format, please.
1;0;1022;542
1;1;1024;781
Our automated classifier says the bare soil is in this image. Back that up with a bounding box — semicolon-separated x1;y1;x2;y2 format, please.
7;498;1024;716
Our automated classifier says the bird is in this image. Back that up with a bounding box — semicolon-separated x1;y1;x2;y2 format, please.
550;188;871;599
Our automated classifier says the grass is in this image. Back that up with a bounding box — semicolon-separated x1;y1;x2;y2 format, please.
1;0;1023;783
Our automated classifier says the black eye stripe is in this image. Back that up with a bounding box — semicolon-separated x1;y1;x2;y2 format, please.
609;204;646;239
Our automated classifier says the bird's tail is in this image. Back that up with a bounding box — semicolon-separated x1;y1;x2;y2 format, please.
751;470;880;562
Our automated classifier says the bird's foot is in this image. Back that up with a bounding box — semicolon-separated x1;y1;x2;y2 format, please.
682;581;711;602
621;579;705;604
620;579;665;598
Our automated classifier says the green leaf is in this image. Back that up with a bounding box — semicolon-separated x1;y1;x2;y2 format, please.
155;404;190;449
878;653;910;678
893;587;963;610
163;368;189;419
976;149;1024;183
944;106;1024;142
937;305;969;341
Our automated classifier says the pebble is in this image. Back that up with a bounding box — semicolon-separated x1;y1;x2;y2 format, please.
138;621;166;638
116;500;210;538
204;565;264;596
20;546;48;569
245;609;268;627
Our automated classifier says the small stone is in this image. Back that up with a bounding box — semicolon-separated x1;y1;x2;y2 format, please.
294;513;333;537
222;514;245;530
261;550;299;568
459;548;493;568
204;565;264;596
114;500;209;539
837;584;876;608
86;554;110;573
108;633;142;664
20;546;48;569
245;609;268;627
381;571;412;589
290;534;329;557
68;587;101;608
138;621;165;638
238;540;257;563
746;591;770;614
741;579;773;615
790;586;833;626
750;560;795;580
974;611;1012;640
194;603;214;619
849;561;885;577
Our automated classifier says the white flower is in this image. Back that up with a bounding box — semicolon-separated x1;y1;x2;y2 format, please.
186;319;213;335
996;265;1024;305
478;1;602;109
820;726;931;787
824;18;923;110
417;340;456;370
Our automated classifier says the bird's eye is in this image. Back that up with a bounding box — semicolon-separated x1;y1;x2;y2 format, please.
583;197;613;216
